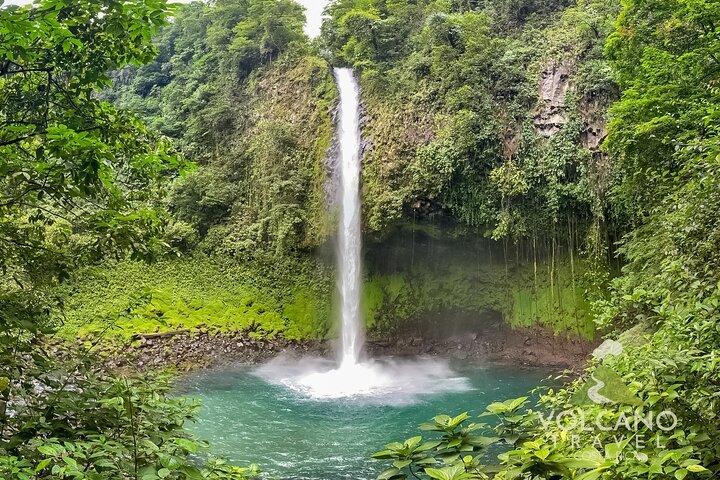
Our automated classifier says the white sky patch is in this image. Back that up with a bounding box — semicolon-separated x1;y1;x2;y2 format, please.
295;0;329;39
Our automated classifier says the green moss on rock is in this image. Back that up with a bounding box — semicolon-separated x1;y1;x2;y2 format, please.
58;256;332;342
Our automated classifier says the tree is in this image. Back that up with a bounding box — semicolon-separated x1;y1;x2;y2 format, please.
0;0;187;333
605;0;720;223
230;0;305;74
0;0;186;442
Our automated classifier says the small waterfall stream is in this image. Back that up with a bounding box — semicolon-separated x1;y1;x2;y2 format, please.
335;67;363;367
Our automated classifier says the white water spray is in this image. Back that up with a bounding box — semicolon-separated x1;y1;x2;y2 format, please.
270;67;384;398
335;67;363;367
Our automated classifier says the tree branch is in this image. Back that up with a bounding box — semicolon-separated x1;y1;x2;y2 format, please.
0;236;62;255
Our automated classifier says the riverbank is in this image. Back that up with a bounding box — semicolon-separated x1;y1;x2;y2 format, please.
103;323;595;373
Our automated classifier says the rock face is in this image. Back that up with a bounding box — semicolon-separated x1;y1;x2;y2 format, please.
367;323;596;369
592;339;624;360
534;60;611;157
107;321;595;373
108;330;328;372
579;96;609;151
534;61;572;137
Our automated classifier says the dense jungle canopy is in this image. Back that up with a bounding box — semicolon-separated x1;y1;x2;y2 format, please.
1;0;719;479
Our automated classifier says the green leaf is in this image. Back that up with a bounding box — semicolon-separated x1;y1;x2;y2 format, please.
37;446;56;456
377;467;404;480
534;449;550;461
424;467;449;480
372;450;396;459
576;467;608;480
404;436;422;449
174;438;198;453
35;459;51;472
416;441;442;452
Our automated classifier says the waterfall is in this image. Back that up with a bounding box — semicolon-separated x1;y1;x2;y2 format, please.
253;67;469;401
334;68;363;367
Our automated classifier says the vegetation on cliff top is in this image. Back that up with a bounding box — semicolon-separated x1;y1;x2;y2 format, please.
322;0;619;248
105;0;337;259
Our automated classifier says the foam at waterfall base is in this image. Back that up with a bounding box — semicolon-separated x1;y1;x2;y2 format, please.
253;355;472;405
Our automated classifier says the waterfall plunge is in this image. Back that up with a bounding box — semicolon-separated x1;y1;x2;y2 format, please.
252;68;469;402
335;67;363;367
270;67;390;398
296;2;364;366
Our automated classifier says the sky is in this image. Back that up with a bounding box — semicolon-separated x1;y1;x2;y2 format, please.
1;0;330;38
296;0;329;39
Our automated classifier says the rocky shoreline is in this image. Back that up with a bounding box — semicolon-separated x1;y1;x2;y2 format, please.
367;325;595;368
109;322;596;372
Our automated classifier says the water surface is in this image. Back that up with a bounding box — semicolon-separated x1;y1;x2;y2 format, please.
181;359;553;480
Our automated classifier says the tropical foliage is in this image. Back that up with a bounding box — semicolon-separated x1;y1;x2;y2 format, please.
0;0;251;477
373;0;720;478
322;0;619;248
2;0;720;478
1;345;259;479
105;0;337;258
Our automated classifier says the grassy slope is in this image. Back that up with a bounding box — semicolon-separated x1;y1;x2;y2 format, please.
58;256;332;343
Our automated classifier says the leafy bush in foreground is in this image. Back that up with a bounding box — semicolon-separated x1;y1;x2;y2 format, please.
0;344;258;480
